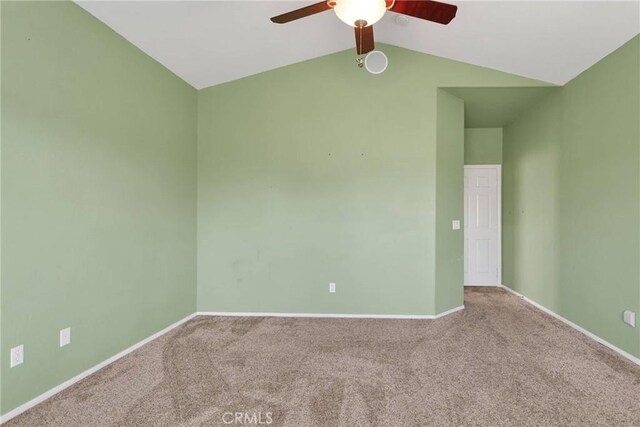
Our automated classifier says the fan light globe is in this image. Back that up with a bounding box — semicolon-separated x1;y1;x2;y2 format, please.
333;0;387;27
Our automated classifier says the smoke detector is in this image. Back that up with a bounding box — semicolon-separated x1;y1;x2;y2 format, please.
394;14;410;26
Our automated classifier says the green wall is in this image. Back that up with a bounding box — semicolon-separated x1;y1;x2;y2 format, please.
1;1;197;414
197;44;547;316
464;128;502;164
435;90;465;313
503;35;640;358
0;0;4;412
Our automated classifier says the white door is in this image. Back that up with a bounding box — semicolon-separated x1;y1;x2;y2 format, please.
464;166;501;285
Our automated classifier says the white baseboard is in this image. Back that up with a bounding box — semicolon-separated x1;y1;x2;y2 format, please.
435;305;466;318
196;305;465;320
0;313;197;424
499;285;640;366
465;284;502;287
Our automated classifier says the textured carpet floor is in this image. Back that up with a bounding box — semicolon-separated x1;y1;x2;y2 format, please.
8;287;640;426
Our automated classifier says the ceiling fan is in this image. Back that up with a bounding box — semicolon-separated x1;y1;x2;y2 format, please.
271;0;458;56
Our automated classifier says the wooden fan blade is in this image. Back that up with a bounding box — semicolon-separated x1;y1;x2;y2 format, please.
355;25;374;55
271;1;332;24
390;0;457;25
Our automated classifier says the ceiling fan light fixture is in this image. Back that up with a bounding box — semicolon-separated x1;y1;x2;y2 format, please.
333;0;387;27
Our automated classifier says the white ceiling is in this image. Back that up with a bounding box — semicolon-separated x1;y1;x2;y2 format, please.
76;1;640;89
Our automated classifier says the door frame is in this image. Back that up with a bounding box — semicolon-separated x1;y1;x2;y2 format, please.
463;165;502;286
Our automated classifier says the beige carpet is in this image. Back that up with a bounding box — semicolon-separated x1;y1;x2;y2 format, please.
7;288;640;426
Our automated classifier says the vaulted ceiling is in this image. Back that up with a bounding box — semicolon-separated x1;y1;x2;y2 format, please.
76;1;639;90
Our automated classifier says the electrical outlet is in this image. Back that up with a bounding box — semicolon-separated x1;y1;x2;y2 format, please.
329;282;336;293
623;310;636;327
10;345;24;368
60;327;71;347
452;220;461;230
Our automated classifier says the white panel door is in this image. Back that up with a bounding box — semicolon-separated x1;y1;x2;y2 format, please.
464;166;500;285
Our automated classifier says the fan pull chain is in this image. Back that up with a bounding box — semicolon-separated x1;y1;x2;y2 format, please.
356;24;364;68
